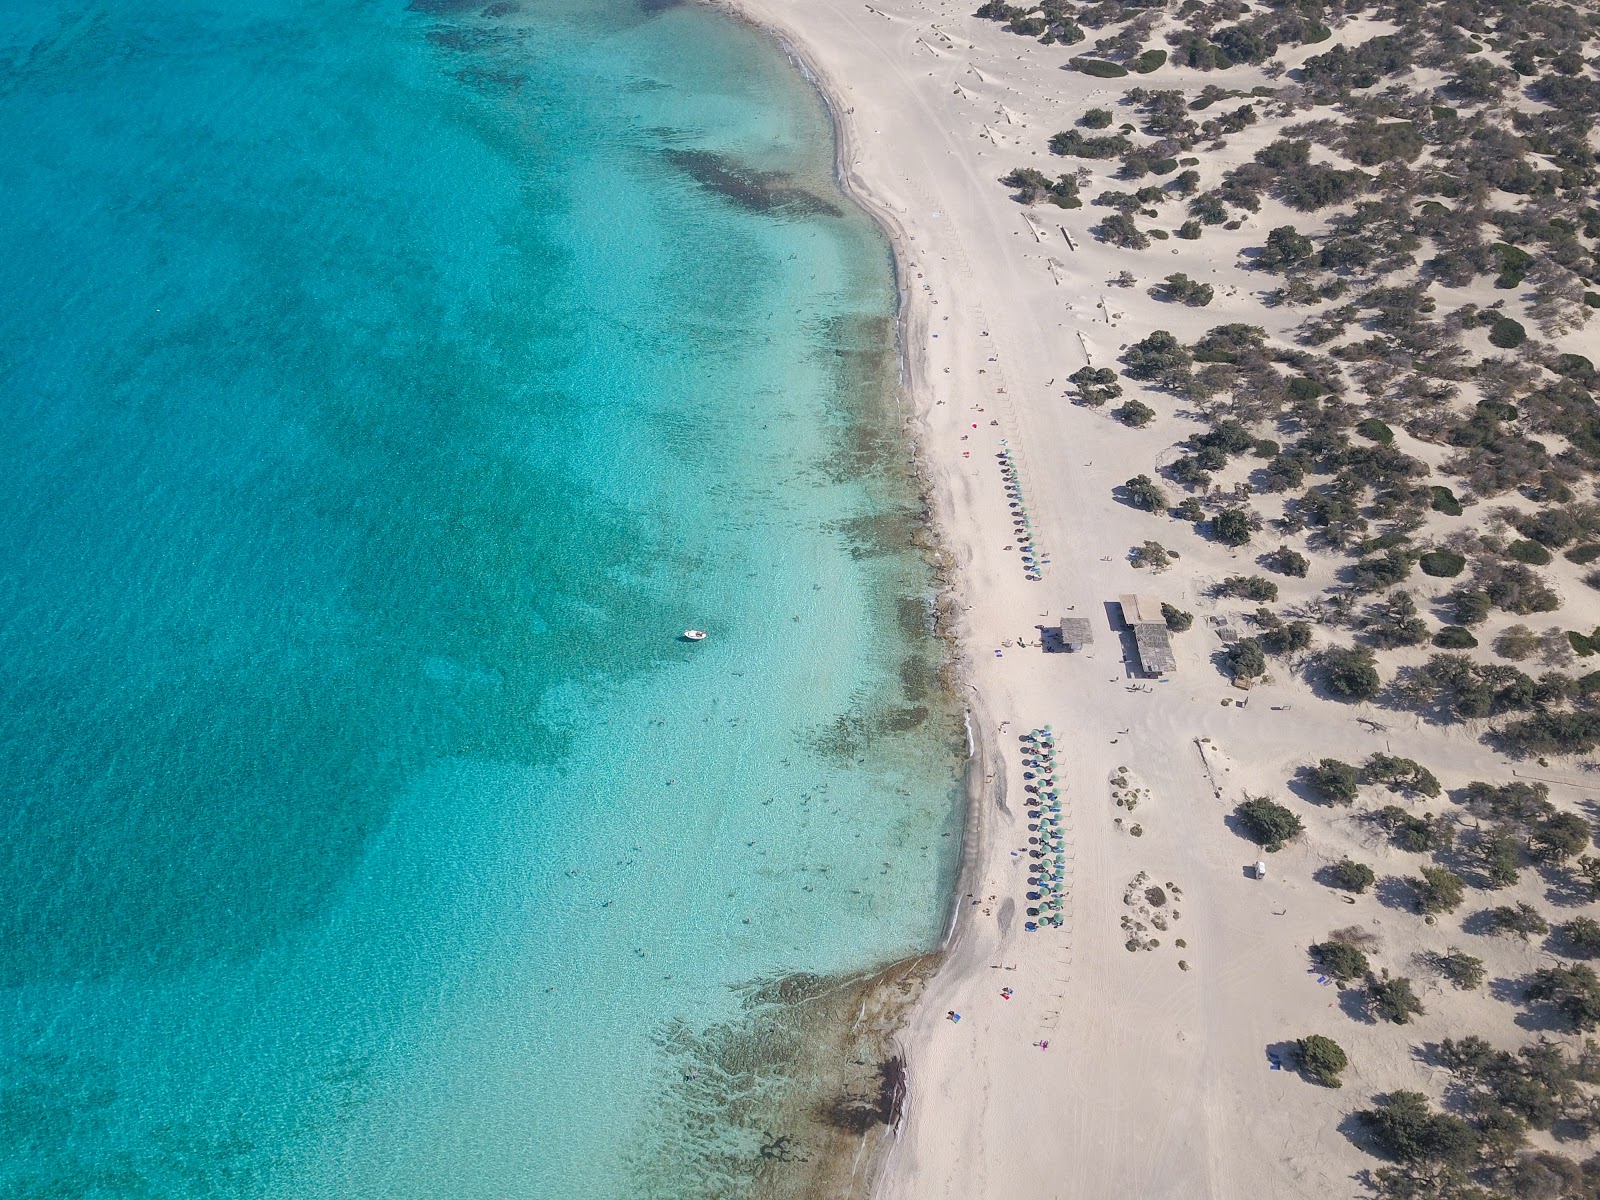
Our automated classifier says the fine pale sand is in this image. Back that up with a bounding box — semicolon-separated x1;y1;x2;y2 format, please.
714;1;1600;1196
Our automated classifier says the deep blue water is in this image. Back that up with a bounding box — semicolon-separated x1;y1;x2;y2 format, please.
0;0;963;1195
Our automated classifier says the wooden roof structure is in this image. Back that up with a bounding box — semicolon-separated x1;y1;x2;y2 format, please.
1118;593;1177;675
1132;624;1177;676
1058;617;1093;648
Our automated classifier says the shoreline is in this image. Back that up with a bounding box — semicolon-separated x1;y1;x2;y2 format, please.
708;2;1003;1193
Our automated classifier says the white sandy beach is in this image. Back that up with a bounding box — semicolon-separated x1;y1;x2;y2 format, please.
717;1;1600;1196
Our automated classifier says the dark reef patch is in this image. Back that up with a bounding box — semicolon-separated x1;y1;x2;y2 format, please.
456;66;527;91
663;150;844;219
406;0;484;14
629;959;933;1199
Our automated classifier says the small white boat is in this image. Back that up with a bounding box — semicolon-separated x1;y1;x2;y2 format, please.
682;629;707;641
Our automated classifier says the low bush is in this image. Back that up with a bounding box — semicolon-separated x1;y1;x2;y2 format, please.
1485;903;1549;939
1357;1091;1470;1164
1362;752;1440;798
1213;508;1253;546
1318;646;1381;701
1080;107;1114;129
1430;486;1463;516
1508;540;1553;566
1112;399;1155;427
1355;417;1394;444
1158;273;1214;306
1123;473;1167;512
1526;963;1600;1031
1431;949;1485;990
1419;550;1466;578
1214;575;1278;602
1329;858;1376;893
1433;625;1478;649
1236;797;1303;851
1162;603;1193;632
1413;865;1465;914
1310;940;1369;982
1297;1035;1348;1088
1489;316;1527;348
1561;917;1600;958
1074;57;1128;78
1305;759;1360;805
1264;545;1309;577
1369;974;1426;1024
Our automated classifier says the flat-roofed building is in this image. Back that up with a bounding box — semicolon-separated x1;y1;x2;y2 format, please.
1117;593;1177;676
1058;617;1093;651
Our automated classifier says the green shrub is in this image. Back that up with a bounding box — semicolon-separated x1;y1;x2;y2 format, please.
1531;811;1592;863
1264;545;1309;577
1123;474;1167;512
1176;220;1202;240
1097;213;1150;249
1159;273;1212;305
1419;550;1466;578
1355;417;1394;444
1214;575;1277;602
1112;399;1155;427
1413;865;1465;914
1224;638;1267;679
1485;902;1548;938
1433;625;1478;648
1566;544;1600;565
1080;107;1114;129
1074;58;1128;78
1310;940;1369;983
1162;603;1193;632
1494;243;1534;288
1329;858;1375;893
1049;129;1132;159
1373;805;1445;853
1068;365;1122;406
1131;48;1168;73
1235;797;1303;851
1213;508;1253;546
1318;646;1381;701
1126;329;1190;380
1297;1035;1348;1087
1432;949;1485;990
1358;1091;1473;1164
1508;539;1553;566
1305;759;1360;805
1430;486;1463;516
1369;974;1427;1024
1527;963;1600;1031
1561;917;1600;958
1489;316;1527;348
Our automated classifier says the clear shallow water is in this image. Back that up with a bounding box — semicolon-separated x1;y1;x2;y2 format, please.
0;1;964;1196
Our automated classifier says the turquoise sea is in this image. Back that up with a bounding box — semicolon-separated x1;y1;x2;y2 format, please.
0;1;965;1196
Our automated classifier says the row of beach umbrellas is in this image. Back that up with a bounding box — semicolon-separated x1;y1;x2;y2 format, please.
998;443;1048;582
1020;725;1065;931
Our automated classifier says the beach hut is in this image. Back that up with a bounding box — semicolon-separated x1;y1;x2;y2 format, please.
1058;617;1093;652
1118;593;1177;678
